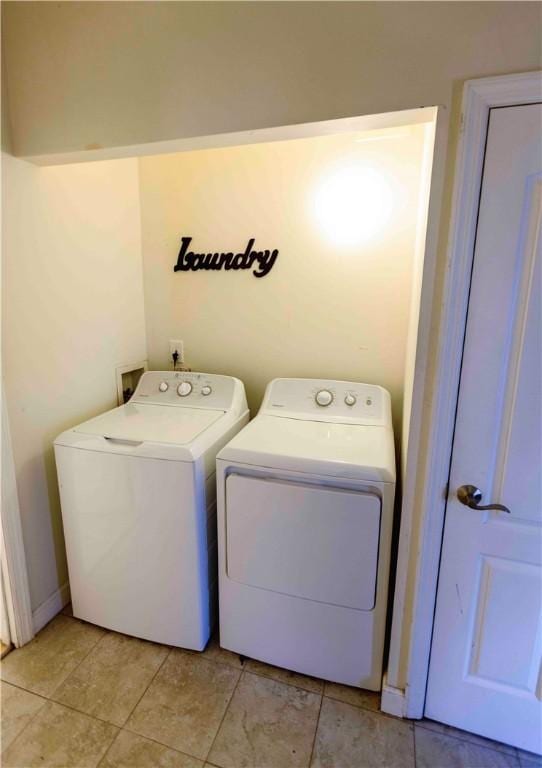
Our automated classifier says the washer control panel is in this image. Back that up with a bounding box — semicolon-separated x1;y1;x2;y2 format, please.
261;378;389;425
132;371;235;410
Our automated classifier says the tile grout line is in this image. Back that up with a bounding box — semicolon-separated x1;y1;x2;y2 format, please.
121;648;241;764
183;646;244;675
0;679;50;702
2;692;119;764
322;691;382;715
0;683;50;757
25;694;120;728
320;691;398;724
242;666;324;696
94;726;122;768
6;631;233;761
1;679;113;726
1;614;107;702
203;663;245;765
96;728;122;768
120;644;174;727
47;616;110;699
414;720;520;758
5;647;174;734
96;646;176;767
415;723;525;766
120;725;212;765
194;637;324;694
413;718;418;768
307;689;324;768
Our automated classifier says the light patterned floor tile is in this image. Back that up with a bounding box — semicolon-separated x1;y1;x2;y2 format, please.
100;730;204;768
245;657;324;694
126;649;240;759
311;696;414;768
2;700;117;768
208;671;321;768
415;726;520;768
1;682;46;752
417;719;518;756
1;615;104;697
198;634;244;670
323;680;380;711
53;631;169;725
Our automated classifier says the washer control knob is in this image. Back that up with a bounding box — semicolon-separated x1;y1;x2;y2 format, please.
315;389;333;407
177;381;192;397
159;381;169;392
201;385;212;396
345;394;357;406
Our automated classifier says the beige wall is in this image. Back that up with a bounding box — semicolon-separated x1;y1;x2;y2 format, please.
2;3;540;161
140;126;427;428
401;122;435;484
2;155;146;613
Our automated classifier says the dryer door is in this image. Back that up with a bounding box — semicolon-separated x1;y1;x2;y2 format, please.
225;474;380;610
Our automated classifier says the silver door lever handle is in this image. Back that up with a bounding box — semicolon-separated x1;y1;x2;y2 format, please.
457;485;511;513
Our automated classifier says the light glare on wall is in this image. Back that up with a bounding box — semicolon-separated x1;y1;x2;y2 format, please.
310;164;394;248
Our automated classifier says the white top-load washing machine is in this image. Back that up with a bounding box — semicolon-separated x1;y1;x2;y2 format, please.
55;371;248;650
216;378;395;689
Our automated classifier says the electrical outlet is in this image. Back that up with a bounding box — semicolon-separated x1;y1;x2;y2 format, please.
169;339;184;364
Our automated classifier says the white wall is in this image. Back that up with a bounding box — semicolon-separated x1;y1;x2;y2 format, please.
139;126;427;429
2;154;146;615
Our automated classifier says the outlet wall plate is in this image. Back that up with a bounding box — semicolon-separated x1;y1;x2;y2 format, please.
169;339;184;364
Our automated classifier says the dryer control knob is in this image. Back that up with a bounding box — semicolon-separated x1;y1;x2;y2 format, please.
159;381;169;392
201;385;212;396
315;389;333;407
177;381;192;397
345;394;357;406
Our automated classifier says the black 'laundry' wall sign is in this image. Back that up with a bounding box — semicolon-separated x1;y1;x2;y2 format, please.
173;237;278;278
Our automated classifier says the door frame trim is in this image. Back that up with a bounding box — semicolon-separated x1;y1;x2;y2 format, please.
1;393;34;647
402;71;542;719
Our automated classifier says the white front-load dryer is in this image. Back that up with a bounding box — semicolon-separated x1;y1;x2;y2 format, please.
216;378;395;689
55;371;248;650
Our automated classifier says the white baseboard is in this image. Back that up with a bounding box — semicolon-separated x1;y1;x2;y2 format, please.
381;673;406;718
32;582;71;634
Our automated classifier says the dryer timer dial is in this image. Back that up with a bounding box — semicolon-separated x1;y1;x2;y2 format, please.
315;389;333;407
177;382;193;397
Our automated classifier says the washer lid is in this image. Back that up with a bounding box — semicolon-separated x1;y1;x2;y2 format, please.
218;415;396;483
74;402;224;445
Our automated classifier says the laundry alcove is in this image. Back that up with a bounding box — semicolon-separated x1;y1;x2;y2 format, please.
3;105;437;650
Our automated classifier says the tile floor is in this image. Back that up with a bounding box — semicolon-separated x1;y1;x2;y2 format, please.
1;610;540;768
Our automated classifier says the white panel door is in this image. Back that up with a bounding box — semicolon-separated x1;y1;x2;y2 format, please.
426;103;542;753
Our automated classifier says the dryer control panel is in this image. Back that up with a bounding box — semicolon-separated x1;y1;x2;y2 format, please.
132;371;243;412
260;378;391;426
